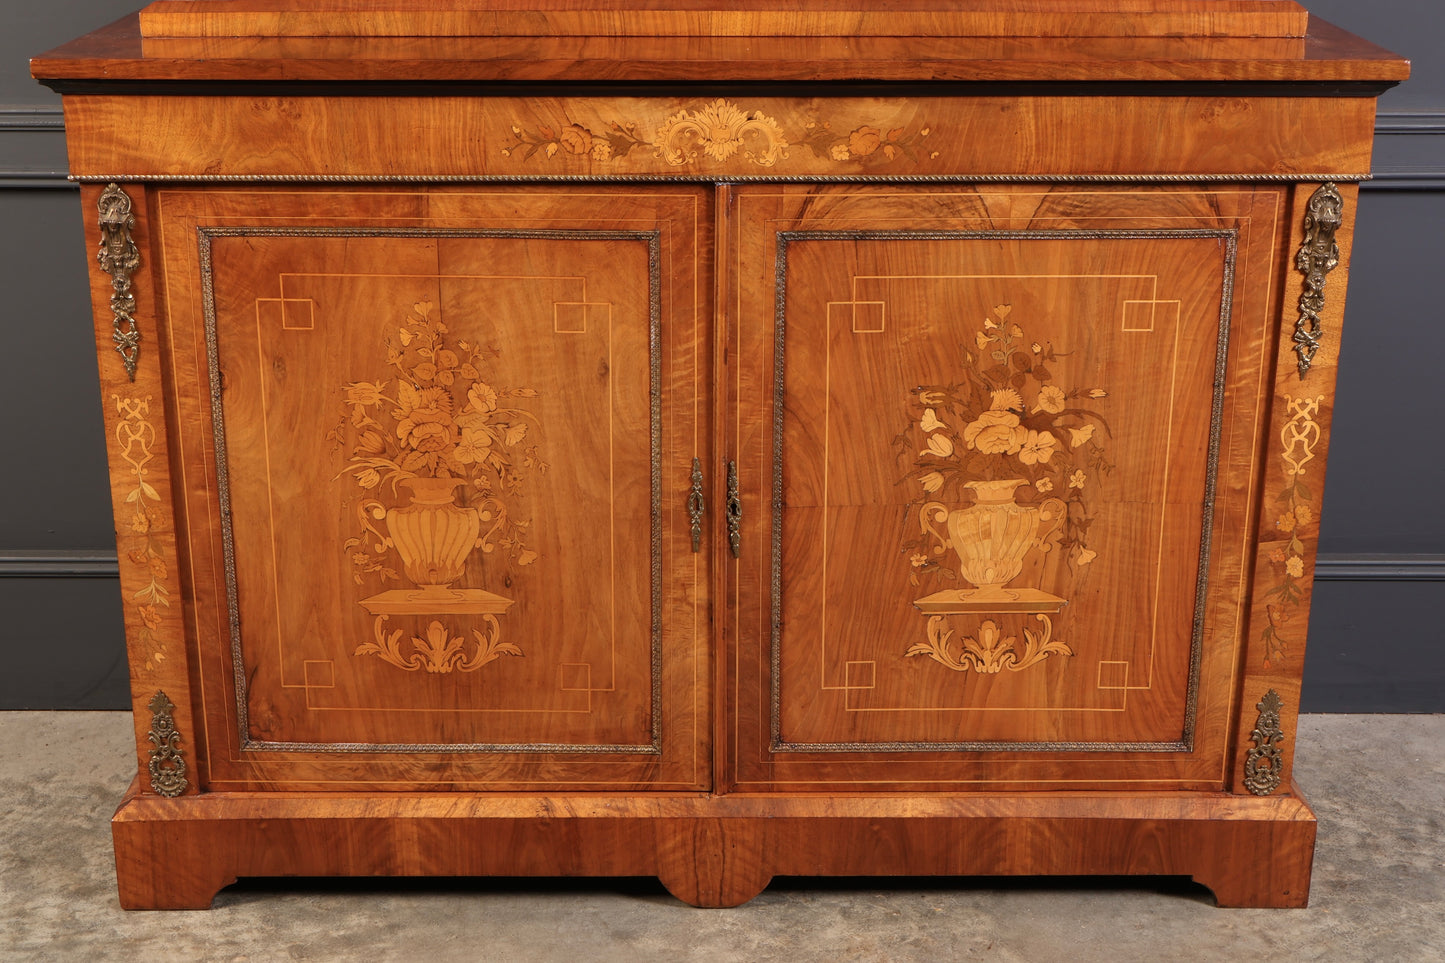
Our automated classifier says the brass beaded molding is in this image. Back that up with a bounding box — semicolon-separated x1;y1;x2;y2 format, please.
72;172;1373;184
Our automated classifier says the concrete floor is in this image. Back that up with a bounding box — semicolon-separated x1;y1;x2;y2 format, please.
1;713;1441;962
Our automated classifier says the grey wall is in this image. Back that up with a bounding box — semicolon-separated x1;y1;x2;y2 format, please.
1290;0;1445;712
2;1;1441;711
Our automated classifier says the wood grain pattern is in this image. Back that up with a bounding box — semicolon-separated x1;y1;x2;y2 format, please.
725;184;1285;791
111;775;1317;909
134;34;1319;81
57;94;1380;182
151;186;711;791
31;14;1409;84
1228;180;1359;796
79;183;204;796
135;1;1311;40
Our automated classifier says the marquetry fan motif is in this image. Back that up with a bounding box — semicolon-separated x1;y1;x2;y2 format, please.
498;98;937;171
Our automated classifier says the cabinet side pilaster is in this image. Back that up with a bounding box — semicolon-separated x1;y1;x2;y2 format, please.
78;179;199;797
1230;180;1360;796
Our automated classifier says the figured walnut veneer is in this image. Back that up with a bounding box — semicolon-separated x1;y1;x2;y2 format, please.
135;1;1313;41
113;777;1318;910
35;0;1405;910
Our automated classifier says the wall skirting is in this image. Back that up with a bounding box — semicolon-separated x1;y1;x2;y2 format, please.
0;171;73;189
1361;171;1445;191
0;105;64;131
0;104;72;189
1312;554;1445;581
1373;110;1445;134
0;550;119;577
1;549;1440;581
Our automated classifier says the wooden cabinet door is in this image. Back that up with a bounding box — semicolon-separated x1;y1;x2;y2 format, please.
156;187;710;791
725;185;1284;791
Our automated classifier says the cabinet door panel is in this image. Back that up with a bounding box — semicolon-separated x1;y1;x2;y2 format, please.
726;185;1282;791
157;187;709;790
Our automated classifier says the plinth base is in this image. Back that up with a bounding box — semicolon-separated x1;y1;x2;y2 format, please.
112;778;1316;909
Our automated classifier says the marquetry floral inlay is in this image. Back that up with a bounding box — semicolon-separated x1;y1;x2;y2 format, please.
899;304;1113;588
655;99;788;165
332;300;547;674
797;119;935;164
898;304;1114;677
1260;395;1323;666
115;395;169;671
499;99;935;168
356;616;521;675
334;299;544;583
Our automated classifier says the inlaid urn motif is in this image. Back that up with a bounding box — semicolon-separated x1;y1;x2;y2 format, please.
920;478;1066;602
384;476;481;599
898;303;1113;674
331;299;547;673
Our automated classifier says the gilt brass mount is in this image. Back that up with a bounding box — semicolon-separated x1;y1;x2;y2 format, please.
146;690;188;798
97;183;142;380
1292;183;1343;378
1244;689;1286;796
726;460;742;558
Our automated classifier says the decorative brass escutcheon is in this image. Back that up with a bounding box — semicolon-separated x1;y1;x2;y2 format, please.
688;456;705;552
726;460;742;558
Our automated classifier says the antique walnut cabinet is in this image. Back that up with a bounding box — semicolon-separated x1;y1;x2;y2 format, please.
33;1;1408;909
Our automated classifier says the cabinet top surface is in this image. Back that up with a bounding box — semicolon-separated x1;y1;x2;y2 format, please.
134;1;1313;39
32;4;1407;86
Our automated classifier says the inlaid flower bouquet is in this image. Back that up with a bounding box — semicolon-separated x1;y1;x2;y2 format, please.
896;303;1113;589
330;299;546;587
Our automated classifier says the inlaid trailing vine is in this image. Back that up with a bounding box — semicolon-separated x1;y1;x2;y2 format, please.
1260;395;1323;666
115;395;170;671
